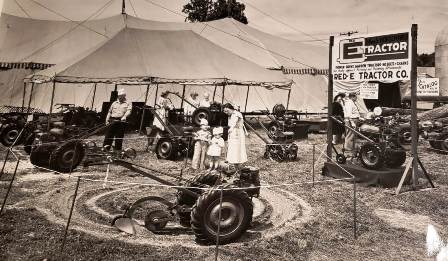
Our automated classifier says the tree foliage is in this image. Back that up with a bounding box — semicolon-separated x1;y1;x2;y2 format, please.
417;52;435;67
182;0;248;24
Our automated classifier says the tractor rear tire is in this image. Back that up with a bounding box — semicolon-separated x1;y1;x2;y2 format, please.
177;172;221;227
24;134;36;155
359;143;384;170
0;126;21;147
190;184;253;244
385;148;406;168
429;139;441;150
30;148;51;168
156;138;178;160
49;141;85;173
440;134;448;152
192;108;211;126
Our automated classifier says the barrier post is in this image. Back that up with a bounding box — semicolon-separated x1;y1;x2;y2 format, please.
353;178;358;239
60;177;81;254
214;176;224;261
0;158;20;215
312;144;315;187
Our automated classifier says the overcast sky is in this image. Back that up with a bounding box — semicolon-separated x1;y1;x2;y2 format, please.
1;0;447;53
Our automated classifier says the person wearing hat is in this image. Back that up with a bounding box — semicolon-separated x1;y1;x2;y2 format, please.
153;91;173;131
103;88;132;151
223;103;247;167
191;118;211;170
343;92;361;155
207;126;225;171
332;93;346;144
147;91;174;150
199;92;211;107
185;92;200;117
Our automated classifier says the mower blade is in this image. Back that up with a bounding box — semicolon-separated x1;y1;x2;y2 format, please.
114;217;138;235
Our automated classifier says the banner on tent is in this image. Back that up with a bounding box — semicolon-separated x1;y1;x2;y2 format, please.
417;78;439;96
360;82;379;99
332;30;411;82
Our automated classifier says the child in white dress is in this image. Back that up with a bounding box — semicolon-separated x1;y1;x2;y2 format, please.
207;127;225;171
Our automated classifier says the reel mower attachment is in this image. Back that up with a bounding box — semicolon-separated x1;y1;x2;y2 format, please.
112;196;175;234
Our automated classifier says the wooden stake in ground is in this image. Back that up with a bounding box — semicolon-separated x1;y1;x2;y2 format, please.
395;157;413;195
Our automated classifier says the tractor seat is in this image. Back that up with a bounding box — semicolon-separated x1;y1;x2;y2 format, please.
52;121;65;128
49;128;64;136
182;126;194;134
282;131;294;137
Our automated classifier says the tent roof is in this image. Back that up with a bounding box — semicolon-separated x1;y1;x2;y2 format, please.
26;27;291;87
0;14;327;71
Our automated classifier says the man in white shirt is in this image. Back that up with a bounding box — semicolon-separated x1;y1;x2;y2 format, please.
199;92;211;107
185;92;200;116
343;92;361;154
103;89;132;151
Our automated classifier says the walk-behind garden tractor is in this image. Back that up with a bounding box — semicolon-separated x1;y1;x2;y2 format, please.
146;92;228;160
265;104;310;141
421;118;448;152
104;158;260;244
331;108;407;170
244;118;298;162
29;120;136;173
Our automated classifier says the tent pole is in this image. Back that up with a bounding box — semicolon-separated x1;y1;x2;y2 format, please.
244;85;250;113
91;83;97;110
26;82;35;114
114;84;118;92
139;84;150;134
153;84;159;106
327;36;334;161
286;89;292;111
48;81;57;130
22;82;27;112
221;83;226;104
212;84;217;102
180;84;186;108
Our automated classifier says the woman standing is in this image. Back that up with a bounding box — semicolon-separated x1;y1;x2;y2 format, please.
153;91;173;131
332;93;345;144
223;103;247;167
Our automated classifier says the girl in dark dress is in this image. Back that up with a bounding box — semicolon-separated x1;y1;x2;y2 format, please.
332;93;345;144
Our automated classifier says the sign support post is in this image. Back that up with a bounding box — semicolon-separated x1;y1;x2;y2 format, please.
327;36;334;161
410;24;418;189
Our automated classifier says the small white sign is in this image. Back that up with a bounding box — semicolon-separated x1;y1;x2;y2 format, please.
360;82;379;99
417;78;439;96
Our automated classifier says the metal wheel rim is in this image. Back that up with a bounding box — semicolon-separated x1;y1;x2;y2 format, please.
159;141;172;155
6;129;19;141
197;112;208;120
402;131;411;142
362;149;379;166
205;198;244;237
61;149;76;166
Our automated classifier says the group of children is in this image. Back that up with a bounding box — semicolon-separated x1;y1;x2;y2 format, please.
191;118;225;171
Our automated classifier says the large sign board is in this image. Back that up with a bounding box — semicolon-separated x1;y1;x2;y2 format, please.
332;30;411;82
417;78;439;96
